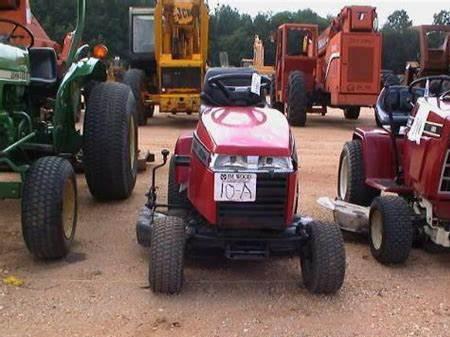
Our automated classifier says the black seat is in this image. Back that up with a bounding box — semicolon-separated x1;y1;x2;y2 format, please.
201;67;266;107
375;85;425;128
29;48;58;86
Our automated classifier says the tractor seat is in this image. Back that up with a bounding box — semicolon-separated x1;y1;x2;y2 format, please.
375;85;425;130
29;48;58;86
201;67;266;107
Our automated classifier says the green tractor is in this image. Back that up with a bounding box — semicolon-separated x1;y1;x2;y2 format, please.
0;0;138;259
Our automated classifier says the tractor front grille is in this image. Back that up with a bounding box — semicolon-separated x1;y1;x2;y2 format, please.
161;67;202;90
217;173;288;228
347;47;374;83
440;150;450;193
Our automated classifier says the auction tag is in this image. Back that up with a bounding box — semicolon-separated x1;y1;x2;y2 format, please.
214;173;257;202
408;103;430;144
251;73;262;95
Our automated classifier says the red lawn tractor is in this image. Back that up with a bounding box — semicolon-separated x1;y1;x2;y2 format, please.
137;68;346;294
320;75;450;264
271;6;382;126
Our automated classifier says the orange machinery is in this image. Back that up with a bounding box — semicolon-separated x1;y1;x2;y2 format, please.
317;6;382;110
272;6;382;126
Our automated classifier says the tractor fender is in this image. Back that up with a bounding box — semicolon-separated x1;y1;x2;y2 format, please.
174;132;194;185
352;128;397;181
53;58;107;153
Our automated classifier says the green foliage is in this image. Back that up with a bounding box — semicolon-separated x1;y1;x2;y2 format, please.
383;10;413;32
434;10;450;25
31;0;149;58
28;1;448;74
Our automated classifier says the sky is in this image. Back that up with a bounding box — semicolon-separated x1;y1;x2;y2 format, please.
207;0;449;25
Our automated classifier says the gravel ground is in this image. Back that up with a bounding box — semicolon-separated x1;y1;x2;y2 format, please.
1;108;450;337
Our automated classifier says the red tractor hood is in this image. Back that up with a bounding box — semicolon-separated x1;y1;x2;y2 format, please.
197;105;292;157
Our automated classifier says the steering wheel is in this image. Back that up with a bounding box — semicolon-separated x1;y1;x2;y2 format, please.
208;73;271;105
409;75;450;103
0;18;34;48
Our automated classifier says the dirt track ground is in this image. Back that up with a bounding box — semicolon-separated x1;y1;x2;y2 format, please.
1;108;450;337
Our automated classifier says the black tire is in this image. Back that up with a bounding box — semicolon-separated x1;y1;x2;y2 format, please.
168;156;190;216
422;238;450;255
123;69;148;125
287;71;307;127
22;157;77;259
369;196;414;264
270;79;283;112
344;106;360;120
301;222;346;294
338;140;380;206
83;82;138;200
149;216;185;294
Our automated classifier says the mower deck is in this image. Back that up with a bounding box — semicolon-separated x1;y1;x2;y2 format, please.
137;209;313;260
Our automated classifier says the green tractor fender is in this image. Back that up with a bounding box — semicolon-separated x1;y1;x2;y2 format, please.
53;53;107;154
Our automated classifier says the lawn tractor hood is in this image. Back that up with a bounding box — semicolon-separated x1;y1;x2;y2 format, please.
198;105;293;158
0;43;29;80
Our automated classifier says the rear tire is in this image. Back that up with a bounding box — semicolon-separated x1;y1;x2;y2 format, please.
338;140;380;206
287;71;307;127
149;216;185;295
123;69;148;125
270;79;283;112
369;196;414;264
344;106;360;120
168;156;190;216
301;222;346;294
84;82;138;201
22;157;77;259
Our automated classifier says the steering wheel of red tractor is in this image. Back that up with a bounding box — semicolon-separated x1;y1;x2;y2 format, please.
0;18;35;48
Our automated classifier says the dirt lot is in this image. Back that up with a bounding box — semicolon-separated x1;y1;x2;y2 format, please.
1;108;450;337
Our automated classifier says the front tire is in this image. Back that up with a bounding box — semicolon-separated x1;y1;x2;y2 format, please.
301;222;346;294
149;216;185;295
84;82;138;201
344;106;361;120
338;140;380;206
22;157;77;259
369;196;414;264
287;71;308;127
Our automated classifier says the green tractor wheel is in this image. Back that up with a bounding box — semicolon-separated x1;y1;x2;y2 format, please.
83;82;138;200
22;157;78;259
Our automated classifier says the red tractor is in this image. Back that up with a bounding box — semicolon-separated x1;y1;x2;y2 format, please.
320;75;450;264
271;6;382;126
137;68;346;294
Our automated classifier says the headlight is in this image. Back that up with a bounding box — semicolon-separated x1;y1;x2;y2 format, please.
258;156;293;171
210;155;294;172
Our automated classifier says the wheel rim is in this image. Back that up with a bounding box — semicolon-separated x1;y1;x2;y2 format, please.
339;154;349;200
371;210;383;250
129;114;136;171
62;178;76;240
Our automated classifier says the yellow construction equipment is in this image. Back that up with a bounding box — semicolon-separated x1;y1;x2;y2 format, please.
125;0;209;125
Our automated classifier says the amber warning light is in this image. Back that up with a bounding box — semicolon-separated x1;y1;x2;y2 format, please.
93;44;109;59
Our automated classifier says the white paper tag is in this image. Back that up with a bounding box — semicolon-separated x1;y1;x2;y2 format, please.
407;103;430;145
251;73;262;95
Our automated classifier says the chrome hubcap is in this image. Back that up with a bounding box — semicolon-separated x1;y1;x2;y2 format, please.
129;115;136;171
339;154;349;200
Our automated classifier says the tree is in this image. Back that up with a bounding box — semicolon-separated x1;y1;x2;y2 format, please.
434;10;450;25
383;10;412;32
